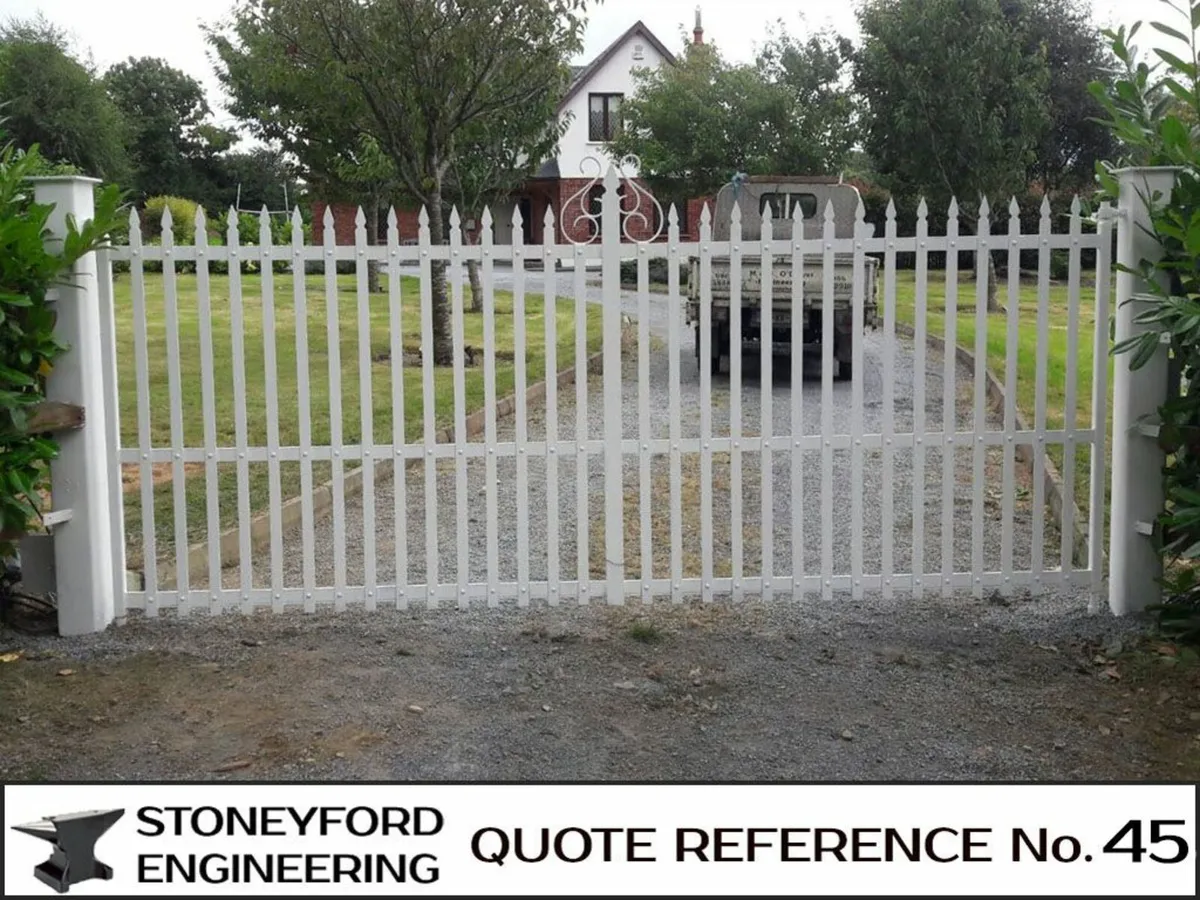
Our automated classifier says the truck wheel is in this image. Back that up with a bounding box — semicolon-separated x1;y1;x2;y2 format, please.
834;334;853;381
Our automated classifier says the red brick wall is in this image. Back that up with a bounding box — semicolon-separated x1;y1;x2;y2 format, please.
312;201;427;244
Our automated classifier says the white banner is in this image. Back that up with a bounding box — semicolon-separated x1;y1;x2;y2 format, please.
2;784;1195;896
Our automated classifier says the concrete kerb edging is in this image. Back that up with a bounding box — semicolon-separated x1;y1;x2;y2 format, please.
895;323;1090;570
154;337;621;591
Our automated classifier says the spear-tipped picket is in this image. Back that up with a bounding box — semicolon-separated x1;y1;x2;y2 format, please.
354;204;367;235
260;204;273;246
322;204;335;245
449;205;461;233
1040;193;1052;218
700;202;711;232
543;203;556;242
886;196;897;224
917;197;928;221
1008;195;1020;222
823;197;837;228
291;206;304;245
418;204;430;233
667;203;679;234
947;196;959;222
226;206;239;247
160;203;174;248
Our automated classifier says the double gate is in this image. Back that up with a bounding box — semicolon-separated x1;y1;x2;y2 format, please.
102;163;1114;617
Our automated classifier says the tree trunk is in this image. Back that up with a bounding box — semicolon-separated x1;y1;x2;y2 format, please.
427;187;453;366
976;249;1000;311
467;229;483;312
367;197;382;294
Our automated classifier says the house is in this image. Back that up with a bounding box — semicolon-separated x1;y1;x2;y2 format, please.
314;14;710;248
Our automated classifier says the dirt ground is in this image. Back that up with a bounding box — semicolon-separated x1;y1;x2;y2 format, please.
1;599;1198;783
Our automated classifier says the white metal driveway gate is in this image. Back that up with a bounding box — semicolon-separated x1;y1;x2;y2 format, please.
104;162;1114;616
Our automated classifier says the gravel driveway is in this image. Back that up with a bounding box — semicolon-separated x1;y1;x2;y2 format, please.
4;279;1194;783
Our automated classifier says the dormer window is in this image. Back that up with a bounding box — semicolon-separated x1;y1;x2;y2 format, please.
589;93;623;142
633;43;645;60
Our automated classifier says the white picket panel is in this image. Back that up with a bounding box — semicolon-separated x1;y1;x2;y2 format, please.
881;200;898;599
512;207;531;607
942;200;959;597
481;209;500;607
971;201;991;600
109;175;1120;618
1061;197;1083;572
542;207;561;606
820;202;835;603
262;209;285;612
729;203;744;604
387;208;408;610
450;209;471;608
699;204;715;604
127;210;157;610
418;208;439;608
353;210;376;611
912;200;929;598
637;241;652;601
160;208;189;608
573;228;590;603
759;207;774;605
1001;199;1021;596
850;200;866;601
790;202;806;602
228;209;253;613
1032;197;1052;583
292;208;317;613
667;206;684;603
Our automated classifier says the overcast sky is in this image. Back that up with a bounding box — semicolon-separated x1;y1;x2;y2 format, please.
3;0;1170;142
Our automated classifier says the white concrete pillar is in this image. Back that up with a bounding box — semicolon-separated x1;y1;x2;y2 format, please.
30;176;116;634
1108;167;1181;615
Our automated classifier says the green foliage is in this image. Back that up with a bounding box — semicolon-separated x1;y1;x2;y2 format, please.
1090;2;1200;640
609;27;857;206
0;129;124;558
143;195;199;243
0;22;130;183
1003;0;1121;192
104;56;236;202
208;0;590;366
854;0;1051;217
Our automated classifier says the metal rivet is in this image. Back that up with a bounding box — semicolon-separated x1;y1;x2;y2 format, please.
133;249;140;256
825;580;831;587
207;452;214;459
705;582;711;590
975;578;982;584
885;438;892;446
461;588;467;595
1011;239;1017;247
856;243;862;250
550;447;557;454
428;448;434;455
336;592;343;599
484;250;490;257
174;452;181;460
239;452;246;459
522;586;528;593
824;440;831;447
704;442;710;450
794;440;801;448
242;595;249;603
334;450;340;457
920;241;927;248
458;448;463;456
423;250;429;257
303;451;309;458
734;582;741;590
855;439;862;446
734;441;739;449
1007;435;1013;443
977;436;983;443
305;592;312;600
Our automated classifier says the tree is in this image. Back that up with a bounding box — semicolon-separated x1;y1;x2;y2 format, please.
854;0;1051;307
0;22;130;183
1001;0;1121;193
209;0;589;365
610;27;857;210
104;57;236;201
330;134;405;293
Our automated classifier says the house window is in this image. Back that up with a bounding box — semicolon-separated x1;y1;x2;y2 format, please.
633;43;645;60
589;93;623;142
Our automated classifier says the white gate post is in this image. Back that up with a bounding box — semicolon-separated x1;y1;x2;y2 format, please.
602;165;625;605
30;176;117;635
1108;167;1180;616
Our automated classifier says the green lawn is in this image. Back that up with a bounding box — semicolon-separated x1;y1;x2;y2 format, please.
115;271;602;568
887;267;1114;541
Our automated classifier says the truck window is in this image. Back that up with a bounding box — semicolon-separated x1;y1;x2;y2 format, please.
759;192;820;221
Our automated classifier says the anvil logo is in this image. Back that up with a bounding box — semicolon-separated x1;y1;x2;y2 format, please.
11;808;124;894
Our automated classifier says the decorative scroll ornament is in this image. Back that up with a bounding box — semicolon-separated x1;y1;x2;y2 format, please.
562;154;665;246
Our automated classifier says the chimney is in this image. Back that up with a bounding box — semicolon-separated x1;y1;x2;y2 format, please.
693;6;704;45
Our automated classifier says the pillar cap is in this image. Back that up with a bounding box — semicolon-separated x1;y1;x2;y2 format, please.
1110;166;1185;176
26;175;103;186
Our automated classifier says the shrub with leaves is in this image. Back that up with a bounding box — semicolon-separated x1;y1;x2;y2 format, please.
1089;3;1200;640
0;124;124;559
143;195;198;244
